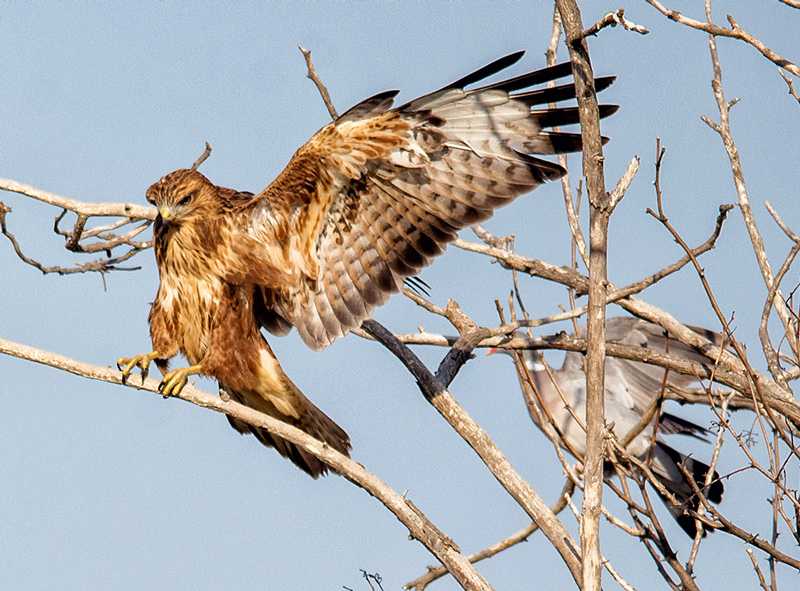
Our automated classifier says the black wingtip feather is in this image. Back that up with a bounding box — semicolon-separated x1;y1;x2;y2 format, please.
513;150;567;182
475;62;575;94
540;132;583;153
444;51;526;90
515;75;617;106
534;104;620;128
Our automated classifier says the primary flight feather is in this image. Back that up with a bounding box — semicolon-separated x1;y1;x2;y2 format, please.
118;52;617;476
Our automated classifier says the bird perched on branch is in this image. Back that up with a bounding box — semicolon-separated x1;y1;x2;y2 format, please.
488;317;725;537
117;52;617;477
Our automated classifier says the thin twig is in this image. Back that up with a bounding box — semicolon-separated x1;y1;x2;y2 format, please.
403;480;576;590
0;203;144;276
697;3;797;347
299;46;339;120
190;141;213;171
758;203;800;380
644;1;800;76
581;8;650;38
779;70;800;106
748;548;772;591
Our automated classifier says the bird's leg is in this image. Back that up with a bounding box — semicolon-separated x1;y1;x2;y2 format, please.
158;365;203;399
117;352;160;385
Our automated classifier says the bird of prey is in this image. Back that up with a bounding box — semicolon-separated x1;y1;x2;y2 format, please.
117;52;617;477
488;317;725;537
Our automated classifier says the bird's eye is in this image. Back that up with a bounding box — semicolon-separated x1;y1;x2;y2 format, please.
179;193;194;206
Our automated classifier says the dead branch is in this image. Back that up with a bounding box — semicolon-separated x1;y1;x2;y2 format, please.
0;177;155;220
1;177;155;276
0;336;496;591
779;70;800;105
581;9;650;38
561;494;641;591
190;141;213;171
452;232;800;429
0;202;146;276
545;10;589;271
299;46;339;120
360;319;585;587
683;463;800;569
556;3;615;587
747;548;772;591
763;201;800;370
696;4;797;349
461;200;731;307
644;1;800;76
759;208;800;381
404;480;577;591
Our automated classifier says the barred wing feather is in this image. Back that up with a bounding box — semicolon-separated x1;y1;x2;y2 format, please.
246;52;616;350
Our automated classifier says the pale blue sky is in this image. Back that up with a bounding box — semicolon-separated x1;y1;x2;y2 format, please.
2;2;799;590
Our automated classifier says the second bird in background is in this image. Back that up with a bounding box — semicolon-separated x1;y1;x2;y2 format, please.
488;316;725;537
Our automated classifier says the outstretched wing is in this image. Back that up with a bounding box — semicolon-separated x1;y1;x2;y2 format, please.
241;52;617;350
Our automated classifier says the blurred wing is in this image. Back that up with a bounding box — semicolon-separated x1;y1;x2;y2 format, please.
598;317;724;436
243;53;617;350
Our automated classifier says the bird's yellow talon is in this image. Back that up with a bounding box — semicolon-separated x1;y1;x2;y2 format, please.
117;352;158;385
158;365;200;399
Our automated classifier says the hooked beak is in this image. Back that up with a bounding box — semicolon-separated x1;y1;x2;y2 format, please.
160;206;173;221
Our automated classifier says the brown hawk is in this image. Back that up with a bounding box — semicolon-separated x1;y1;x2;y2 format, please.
117;52;617;477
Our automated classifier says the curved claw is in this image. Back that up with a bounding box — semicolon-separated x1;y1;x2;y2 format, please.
158;365;201;399
117;352;158;385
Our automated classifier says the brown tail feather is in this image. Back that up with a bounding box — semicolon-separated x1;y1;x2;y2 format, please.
222;383;351;478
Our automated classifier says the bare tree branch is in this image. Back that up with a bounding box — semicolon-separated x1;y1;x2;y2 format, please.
299;46;339;120
404;480;577;591
581;8;650;38
0;177;155;220
779;70;800;105
644;1;800;76
759;202;800;381
190;141;213;171
360;319;585;587
696;5;797;348
0;336;497;591
0;202;147;276
450;230;800;430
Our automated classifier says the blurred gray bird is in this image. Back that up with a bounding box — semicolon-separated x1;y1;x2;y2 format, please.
488;317;725;537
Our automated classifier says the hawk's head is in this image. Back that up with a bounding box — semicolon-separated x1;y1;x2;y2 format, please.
146;169;220;226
